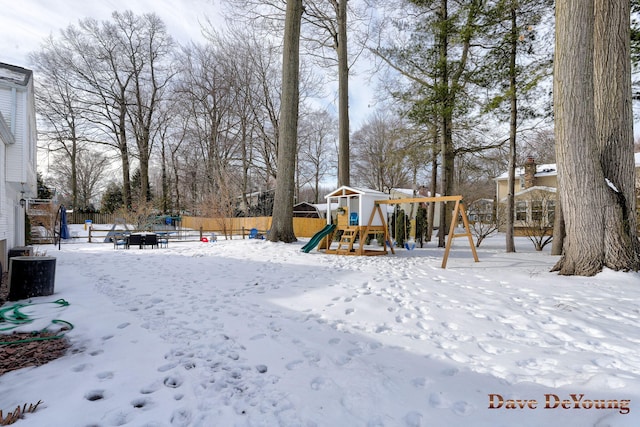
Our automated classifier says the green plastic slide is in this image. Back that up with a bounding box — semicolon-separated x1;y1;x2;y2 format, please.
301;224;336;253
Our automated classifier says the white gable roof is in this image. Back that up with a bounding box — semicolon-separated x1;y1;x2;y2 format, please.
325;186;389;199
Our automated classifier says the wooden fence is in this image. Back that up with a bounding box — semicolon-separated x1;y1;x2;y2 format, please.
67;212;119;225
66;213;325;239
181;216;326;238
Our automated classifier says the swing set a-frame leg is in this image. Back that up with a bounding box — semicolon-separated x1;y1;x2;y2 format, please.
441;201;479;268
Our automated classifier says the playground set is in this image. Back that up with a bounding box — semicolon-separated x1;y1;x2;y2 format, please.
301;186;479;268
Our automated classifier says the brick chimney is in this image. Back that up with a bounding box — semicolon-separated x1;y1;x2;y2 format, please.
523;156;537;189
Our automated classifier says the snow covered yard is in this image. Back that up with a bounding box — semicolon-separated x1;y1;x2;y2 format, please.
1;233;639;427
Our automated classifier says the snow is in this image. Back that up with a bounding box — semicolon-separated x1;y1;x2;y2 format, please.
1;226;640;427
605;178;620;193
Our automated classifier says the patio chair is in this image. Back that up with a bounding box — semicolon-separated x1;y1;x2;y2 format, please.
144;233;158;249
158;235;169;248
248;228;259;239
128;233;143;249
113;234;129;249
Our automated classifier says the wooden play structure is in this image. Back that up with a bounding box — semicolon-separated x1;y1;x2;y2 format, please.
316;186;479;268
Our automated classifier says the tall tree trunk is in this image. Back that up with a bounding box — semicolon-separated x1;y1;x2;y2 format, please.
426;144;438;242
553;0;604;275
505;6;518;253
553;0;640;275
161;133;169;213
118;106;132;209
593;0;640;269
269;0;302;243
337;0;350;187
437;0;450;248
551;193;565;255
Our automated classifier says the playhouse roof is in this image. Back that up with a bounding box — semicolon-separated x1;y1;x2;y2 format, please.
324;186;389;199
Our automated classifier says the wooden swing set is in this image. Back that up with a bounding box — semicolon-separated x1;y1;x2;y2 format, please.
325;195;479;268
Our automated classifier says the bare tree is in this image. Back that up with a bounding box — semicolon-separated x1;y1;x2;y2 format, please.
297;109;337;202
470;202;505;248
225;0;365;188
41;11;175;210
351;110;412;191
302;0;354;186
31;40;88;210
49;149;109;209
59;17;135;208
115;11;176;207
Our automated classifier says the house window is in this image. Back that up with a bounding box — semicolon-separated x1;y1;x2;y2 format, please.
516;201;527;221
547;200;555;225
531;200;543;221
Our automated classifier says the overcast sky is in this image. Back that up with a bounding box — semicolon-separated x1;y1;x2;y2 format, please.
1;0;375;131
0;0;223;67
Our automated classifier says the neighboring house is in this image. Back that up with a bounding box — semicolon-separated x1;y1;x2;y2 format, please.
467;198;495;223
0;63;38;271
495;154;640;231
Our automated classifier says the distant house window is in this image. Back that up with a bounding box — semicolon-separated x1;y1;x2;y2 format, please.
547;200;555;225
468;200;494;223
531;200;543;221
519;177;525;189
516;201;527;221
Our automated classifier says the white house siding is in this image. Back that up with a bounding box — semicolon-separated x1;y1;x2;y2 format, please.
0;63;38;269
6;87;32;183
0;113;8;270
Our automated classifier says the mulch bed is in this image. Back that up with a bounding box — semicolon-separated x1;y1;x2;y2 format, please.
0;272;71;376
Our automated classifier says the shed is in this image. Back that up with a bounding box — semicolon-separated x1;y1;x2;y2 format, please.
293;202;321;218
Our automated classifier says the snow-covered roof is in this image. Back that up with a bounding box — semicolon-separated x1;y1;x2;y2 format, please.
495;163;557;181
496;153;640;181
0;62;32;86
499;185;557;202
390;188;415;196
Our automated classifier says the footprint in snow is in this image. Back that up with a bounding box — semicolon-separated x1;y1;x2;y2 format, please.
310;377;325;390
158;362;178;372
404;411;423;427
286;360;304;370
72;363;91;372
85;389;107;401
164;374;183;388
170;408;192;427
429;392;450;409
96;371;114;380
131;397;155;410
140;381;162;394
